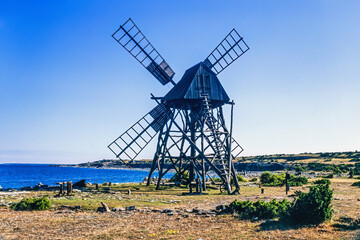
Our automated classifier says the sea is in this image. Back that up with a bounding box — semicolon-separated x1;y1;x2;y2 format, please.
0;164;173;189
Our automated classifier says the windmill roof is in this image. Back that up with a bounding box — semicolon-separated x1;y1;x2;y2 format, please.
163;62;230;106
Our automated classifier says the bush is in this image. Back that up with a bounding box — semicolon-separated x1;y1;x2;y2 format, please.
286;183;333;225
170;171;189;183
250;177;258;182
227;199;291;220
351;181;360;187
349;169;354;178
288;175;308;186
230;175;247;184
314;179;331;185
323;173;334;178
260;172;284;186
11;196;51;211
260;172;308;186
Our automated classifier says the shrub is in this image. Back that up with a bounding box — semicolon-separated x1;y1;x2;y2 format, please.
286;183;333;225
231;175;247;184
349;169;354;178
314;179;331;185
260;172;284;186
250;177;258;182
260;172;308;186
294;166;304;173
227;199;291;220
351;181;360;187
11;196;51;211
288;175;308;186
170;171;189;183
323;173;334;178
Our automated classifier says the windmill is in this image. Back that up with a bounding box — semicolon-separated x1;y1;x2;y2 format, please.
108;18;249;194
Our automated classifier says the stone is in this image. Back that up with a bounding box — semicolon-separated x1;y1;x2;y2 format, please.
192;207;199;213
184;209;192;213
126;206;136;211
101;202;110;212
161;208;173;213
112;207;126;212
216;205;225;211
73;180;87;188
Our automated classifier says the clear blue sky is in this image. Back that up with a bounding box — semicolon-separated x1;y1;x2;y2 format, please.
1;1;359;163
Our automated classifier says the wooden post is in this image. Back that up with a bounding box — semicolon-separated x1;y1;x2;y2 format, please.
95;183;99;190
67;181;72;195
285;172;290;195
59;183;63;195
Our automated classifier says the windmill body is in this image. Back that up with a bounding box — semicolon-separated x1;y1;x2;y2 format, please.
108;18;249;194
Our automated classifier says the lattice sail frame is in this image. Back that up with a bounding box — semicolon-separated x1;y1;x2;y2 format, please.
108;104;171;162
204;29;249;75
112;18;175;85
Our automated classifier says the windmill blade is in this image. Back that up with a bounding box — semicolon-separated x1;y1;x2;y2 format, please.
230;137;244;158
112;18;175;86
108;104;171;162
204;29;249;75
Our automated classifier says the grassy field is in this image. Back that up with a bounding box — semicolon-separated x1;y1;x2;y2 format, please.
1;177;360;239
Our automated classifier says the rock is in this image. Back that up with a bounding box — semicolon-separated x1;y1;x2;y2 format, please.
192;207;199;213
20;186;33;191
184;209;192;213
112;207;126;212
161;208;173;213
216;205;225;211
126;206;136;211
59;205;81;211
72;189;81;193
73;180;87;188
101;202;110;212
55;210;74;214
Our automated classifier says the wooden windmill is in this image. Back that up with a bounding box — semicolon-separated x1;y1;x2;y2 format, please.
108;18;249;194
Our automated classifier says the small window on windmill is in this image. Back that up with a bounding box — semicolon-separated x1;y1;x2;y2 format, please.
204;74;210;90
197;74;204;90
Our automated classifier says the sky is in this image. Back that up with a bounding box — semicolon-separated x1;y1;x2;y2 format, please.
0;0;359;164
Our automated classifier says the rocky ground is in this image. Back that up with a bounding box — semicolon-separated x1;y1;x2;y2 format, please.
0;178;360;239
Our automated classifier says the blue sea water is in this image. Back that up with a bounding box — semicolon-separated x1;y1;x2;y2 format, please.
0;164;173;189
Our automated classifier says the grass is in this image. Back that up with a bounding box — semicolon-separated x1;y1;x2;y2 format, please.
0;178;359;239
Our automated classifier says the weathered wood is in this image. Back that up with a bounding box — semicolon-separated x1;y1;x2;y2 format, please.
59;183;63;195
67;181;72;195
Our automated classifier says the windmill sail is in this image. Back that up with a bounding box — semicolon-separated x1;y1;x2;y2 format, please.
112;18;175;85
204;29;249;75
108;104;171;162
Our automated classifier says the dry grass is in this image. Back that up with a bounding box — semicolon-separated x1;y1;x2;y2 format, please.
0;179;359;239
